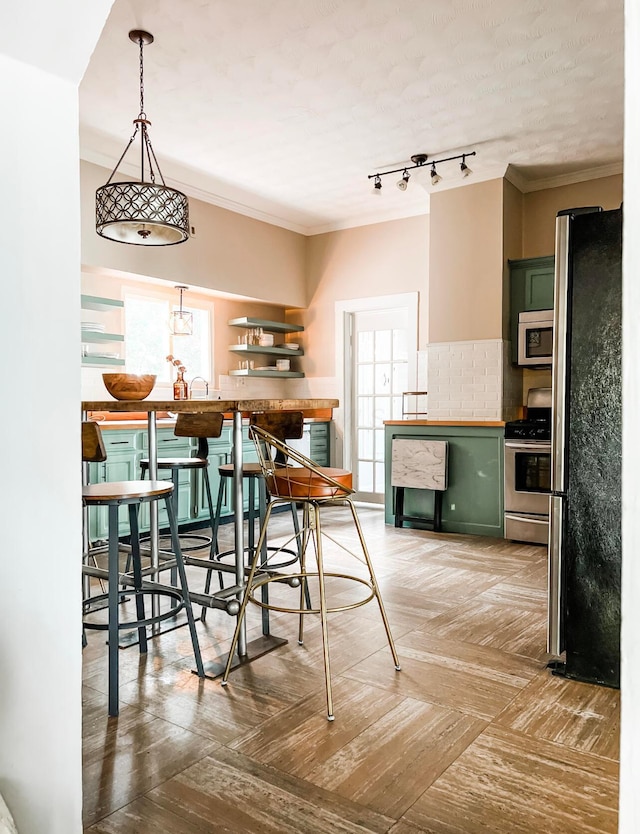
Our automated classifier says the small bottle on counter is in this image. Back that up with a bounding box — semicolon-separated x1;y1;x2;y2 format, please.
173;365;188;400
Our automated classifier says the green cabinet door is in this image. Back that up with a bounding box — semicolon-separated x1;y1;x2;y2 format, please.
139;430;193;530
86;431;140;542
310;422;330;466
509;255;555;362
384;424;504;537
87;451;141;541
194;447;231;522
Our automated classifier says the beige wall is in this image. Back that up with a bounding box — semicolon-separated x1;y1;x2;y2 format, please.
81;271;289;387
428;178;504;343
301;215;429;378
81;160;307;308
523;174;623;258
503;179;525;338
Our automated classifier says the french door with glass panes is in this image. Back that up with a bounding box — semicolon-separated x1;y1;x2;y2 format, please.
351;307;408;502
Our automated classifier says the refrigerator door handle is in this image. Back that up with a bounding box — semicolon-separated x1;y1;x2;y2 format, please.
552;214;569;494
548;494;564;656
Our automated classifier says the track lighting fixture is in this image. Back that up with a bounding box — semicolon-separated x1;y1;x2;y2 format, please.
368;150;476;193
397;170;410;191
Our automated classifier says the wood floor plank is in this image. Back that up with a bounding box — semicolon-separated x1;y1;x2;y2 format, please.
344;630;542;720
89;746;395;834
495;671;621;760
83;690;217;827
403;724;619;834
305;697;486;818
232;677;405;776
423;598;548;660
117;663;294;745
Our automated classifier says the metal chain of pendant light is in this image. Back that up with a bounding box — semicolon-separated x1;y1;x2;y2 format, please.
95;30;190;246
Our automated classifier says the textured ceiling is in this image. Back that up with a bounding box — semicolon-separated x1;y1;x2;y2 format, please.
80;0;624;234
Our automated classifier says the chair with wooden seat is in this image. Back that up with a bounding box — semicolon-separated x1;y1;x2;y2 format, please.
206;411;309;623
139;412;225;555
82;421;204;717
221;425;401;720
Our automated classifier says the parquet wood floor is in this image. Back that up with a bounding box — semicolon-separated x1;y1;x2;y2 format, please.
82;507;619;833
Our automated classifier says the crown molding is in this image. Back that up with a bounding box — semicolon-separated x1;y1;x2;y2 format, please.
308;202;431;235
80;146;314;236
81;139;623;237
506;161;623;193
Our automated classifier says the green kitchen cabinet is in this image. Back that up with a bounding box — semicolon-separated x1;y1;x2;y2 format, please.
509;255;555;363
384;423;504;537
86;431;141;541
86;421;332;544
310;422;331;465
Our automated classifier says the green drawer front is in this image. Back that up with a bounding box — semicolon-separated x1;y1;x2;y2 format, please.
101;431;138;452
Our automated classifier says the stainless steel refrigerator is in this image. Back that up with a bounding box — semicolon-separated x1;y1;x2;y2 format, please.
548;205;622;688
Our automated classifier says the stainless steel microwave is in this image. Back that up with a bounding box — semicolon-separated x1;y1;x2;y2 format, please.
518;310;553;366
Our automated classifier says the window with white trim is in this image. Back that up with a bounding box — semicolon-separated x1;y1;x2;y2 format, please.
124;289;212;384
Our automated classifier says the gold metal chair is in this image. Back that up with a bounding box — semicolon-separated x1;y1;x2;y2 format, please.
221;425;401;720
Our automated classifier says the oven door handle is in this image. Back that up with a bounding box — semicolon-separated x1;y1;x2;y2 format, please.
504;441;552;453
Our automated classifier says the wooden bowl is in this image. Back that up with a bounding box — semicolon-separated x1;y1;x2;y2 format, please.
102;373;156;401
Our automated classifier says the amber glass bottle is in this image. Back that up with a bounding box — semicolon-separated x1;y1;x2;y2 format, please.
173;366;188;400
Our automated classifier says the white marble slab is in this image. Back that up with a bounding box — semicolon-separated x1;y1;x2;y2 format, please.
391;439;448;490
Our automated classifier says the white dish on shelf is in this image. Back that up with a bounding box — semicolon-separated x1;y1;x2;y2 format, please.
276;342;298;350
81;321;105;332
83;351;120;359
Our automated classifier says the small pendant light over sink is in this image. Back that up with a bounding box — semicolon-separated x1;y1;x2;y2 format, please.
95;30;189;246
169;285;193;335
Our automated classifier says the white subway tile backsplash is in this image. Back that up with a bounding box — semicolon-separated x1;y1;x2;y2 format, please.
426;338;514;421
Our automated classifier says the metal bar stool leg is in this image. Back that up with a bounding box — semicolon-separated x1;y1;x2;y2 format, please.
298;502;312;646
347;498;401;671
290;501;312;611
221;502;274;684
164;495;205;678
206;469;228;601
107;503;120;717
200;467;222;622
312;502;334;721
258;477;270;636
128;503;148;654
168;469;179;593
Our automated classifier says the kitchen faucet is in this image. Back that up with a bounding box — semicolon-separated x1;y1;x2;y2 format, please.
189;376;209;399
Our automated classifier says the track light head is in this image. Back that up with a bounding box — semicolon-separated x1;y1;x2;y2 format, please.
430;164;442;185
372;175;382;195
396;170;410;191
460;156;472;177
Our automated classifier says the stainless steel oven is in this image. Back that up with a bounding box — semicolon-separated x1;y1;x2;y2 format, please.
504;439;551;544
518;309;553;366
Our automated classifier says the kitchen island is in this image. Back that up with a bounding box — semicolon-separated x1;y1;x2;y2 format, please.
384;420;505;538
82;398;338;668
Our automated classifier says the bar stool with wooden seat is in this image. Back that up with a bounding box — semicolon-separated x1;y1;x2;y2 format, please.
81;421;204;717
206;411;309;623
221;425;401;720
139;412;225;555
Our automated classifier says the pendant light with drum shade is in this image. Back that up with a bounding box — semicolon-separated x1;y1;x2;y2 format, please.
95;30;189;246
169;285;193;335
